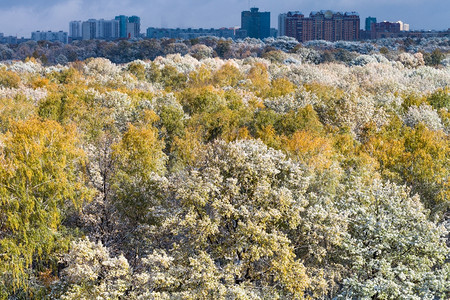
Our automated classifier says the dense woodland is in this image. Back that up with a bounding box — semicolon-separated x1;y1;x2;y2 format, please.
0;36;449;65
0;37;449;299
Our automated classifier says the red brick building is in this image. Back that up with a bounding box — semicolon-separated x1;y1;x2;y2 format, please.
280;10;360;42
370;21;401;39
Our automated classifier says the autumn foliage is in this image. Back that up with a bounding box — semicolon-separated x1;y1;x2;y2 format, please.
0;43;449;299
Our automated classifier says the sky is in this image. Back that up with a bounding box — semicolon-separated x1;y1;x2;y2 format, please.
0;0;448;37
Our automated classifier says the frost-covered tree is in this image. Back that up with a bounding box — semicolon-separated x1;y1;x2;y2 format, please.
54;238;130;300
337;180;449;300
140;139;311;298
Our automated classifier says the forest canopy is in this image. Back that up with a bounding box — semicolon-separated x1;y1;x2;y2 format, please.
0;38;449;299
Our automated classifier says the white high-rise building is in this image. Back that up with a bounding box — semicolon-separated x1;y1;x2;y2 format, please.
75;18;120;40
396;20;410;32
278;13;287;37
82;19;96;40
73;16;140;40
69;21;82;39
95;19;120;39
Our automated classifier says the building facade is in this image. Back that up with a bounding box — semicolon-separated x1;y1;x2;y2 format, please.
146;27;238;39
71;15;139;40
278;13;287;37
279;10;360;42
95;19;120;40
396;21;410;32
114;15;140;39
282;11;304;40
241;7;270;39
365;17;376;32
370;21;401;39
31;31;68;43
128;16;141;38
69;21;82;40
115;15;128;38
81;19;97;40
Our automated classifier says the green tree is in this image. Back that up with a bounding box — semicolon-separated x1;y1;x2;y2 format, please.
424;49;444;66
215;40;232;58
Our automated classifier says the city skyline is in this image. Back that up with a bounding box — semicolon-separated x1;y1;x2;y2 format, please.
0;0;449;37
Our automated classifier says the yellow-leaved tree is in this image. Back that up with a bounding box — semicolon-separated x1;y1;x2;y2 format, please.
0;119;91;297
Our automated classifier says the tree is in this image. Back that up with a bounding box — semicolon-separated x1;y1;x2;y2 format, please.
215;40;232;58
54;238;130;300
213;62;243;88
424;49;444;66
248;62;270;96
0;119;91;296
337;180;449;299
111;123;167;225
0;68;21;88
148;140;311;298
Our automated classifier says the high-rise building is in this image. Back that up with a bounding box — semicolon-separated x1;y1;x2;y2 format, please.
280;11;304;40
342;12;360;41
95;19;120;40
241;7;270;39
278;13;287;37
370;21;400;39
396;20;410;31
114;15;140;39
281;10;360;42
365;17;376;32
82;19;97;40
128;16;141;38
115;15;128;38
69;21;82;39
31;31;68;43
71;16;140;41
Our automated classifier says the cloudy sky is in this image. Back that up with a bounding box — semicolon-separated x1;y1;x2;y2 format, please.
0;0;448;37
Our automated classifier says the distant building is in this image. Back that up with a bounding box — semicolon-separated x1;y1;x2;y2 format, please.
146;27;238;39
396;20;410;31
270;28;278;38
370;21;401;39
115;15;128;38
235;28;248;39
278;13;287;36
95;19;120;40
128;16;141;38
365;17;376;32
279;11;304;40
82;19;97;40
0;35;29;44
114;15;140;39
69;21;82;40
280;10;360;42
241;7;270;39
73;16;139;40
31;30;68;44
